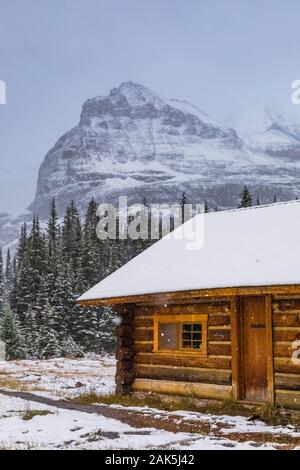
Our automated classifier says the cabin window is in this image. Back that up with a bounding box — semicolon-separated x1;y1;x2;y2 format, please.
154;314;207;356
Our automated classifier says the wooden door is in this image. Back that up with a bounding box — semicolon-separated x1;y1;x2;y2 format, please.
241;296;269;402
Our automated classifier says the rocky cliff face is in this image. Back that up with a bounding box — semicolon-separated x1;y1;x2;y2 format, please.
2;82;300;249
30;82;296;218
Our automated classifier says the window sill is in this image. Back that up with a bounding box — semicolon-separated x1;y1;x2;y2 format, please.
152;349;208;358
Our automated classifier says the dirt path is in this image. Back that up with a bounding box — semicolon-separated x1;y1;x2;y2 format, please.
0;389;299;449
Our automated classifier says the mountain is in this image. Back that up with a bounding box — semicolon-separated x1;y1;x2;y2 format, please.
2;83;300;249
234;107;300;160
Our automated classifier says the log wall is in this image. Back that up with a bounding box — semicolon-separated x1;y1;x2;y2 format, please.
115;295;300;407
272;297;300;408
132;300;233;400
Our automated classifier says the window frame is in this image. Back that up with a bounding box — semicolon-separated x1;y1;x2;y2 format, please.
153;314;208;357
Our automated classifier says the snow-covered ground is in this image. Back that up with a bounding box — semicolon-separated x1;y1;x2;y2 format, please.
0;356;299;450
0;356;116;400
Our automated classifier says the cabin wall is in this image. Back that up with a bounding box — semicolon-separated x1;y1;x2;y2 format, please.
115;294;300;408
132;300;233;400
272;297;300;408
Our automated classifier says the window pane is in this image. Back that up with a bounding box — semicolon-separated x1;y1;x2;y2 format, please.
193;324;201;331
193;333;201;340
158;323;177;349
182;332;192;340
183;324;191;332
181;323;202;350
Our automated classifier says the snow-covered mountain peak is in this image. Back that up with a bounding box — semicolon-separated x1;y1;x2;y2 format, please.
113;81;164;108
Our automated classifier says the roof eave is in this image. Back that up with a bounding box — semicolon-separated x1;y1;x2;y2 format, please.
77;283;300;307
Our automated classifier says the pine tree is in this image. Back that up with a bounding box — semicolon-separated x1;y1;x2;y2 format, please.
0;248;5;314
256;196;260;206
5;249;13;298
39;301;60;359
0;304;26;360
62;201;82;275
46;198;60;299
81;199;101;287
239;186;253;208
97;305;116;353
17;223;28;266
204;200;209;213
23;305;39;358
60;336;84;358
180;192;188;223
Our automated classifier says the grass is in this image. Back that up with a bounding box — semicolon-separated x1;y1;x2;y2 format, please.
22;409;53;421
71;391;202;412
71;392;300;425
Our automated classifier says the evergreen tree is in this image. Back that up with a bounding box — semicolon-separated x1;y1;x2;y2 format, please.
60;335;84;358
62;201;82;275
80;199;101;287
239;186;253;208
46;198;60;299
204;200;209;213
0;248;4;314
97;305;116;353
17;223;28;266
39;301;60;359
5;249;13;297
23;305;39;358
256;196;260;206
0;304;26;360
180;192;188;222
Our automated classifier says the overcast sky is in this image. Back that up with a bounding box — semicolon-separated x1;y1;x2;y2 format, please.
1;0;300;214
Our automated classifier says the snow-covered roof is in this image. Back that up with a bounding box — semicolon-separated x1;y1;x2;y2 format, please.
78;200;300;302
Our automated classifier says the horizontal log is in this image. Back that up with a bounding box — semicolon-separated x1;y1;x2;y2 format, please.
273;300;300;312
275;389;300;409
273;312;300;327
208;329;231;342
208;342;232;356
134;317;153;328
135;327;153;341
274;357;300;374
133;378;232;400
134;341;153;353
274;342;295;358
154;303;230;316
273;328;300;342
208;314;231;327
135;352;231;369
275;373;300;391
134;307;155;318
135;363;231;385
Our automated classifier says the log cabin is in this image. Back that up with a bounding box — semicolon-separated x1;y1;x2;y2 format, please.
78;201;300;409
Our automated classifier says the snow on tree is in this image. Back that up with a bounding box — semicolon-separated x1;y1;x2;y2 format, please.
39;301;61;359
0;248;5;314
24;305;39;358
0;304;26;360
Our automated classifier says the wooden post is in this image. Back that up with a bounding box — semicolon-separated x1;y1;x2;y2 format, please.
230;296;241;401
115;304;135;395
265;295;275;404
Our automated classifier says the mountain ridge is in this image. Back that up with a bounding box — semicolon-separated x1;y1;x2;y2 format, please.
2;82;300;249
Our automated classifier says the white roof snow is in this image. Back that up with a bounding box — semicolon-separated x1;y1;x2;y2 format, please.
78;200;300;302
